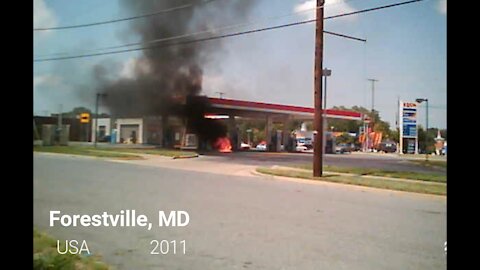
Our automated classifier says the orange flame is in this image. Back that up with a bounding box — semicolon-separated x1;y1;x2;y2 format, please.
214;137;232;153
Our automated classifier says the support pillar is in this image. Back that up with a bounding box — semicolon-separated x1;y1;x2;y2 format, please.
282;117;290;152
266;115;273;151
229;115;239;151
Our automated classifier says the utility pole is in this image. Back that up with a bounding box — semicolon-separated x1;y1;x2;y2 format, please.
416;98;429;161
57;104;63;128
313;0;325;177
33;119;40;140
367;79;378;152
95;94;100;148
396;96;400;129
95;93;107;148
396;96;400;153
57;104;63;145
368;78;378;113
322;68;331;156
425;99;429;161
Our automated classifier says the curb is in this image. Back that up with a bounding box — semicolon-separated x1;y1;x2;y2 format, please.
253;168;446;198
34;150;144;160
269;165;446;185
172;154;199;159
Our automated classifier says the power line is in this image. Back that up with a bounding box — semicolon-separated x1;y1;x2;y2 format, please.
34;27;360;62
33;0;219;31
34;4;327;58
34;0;364;32
34;0;424;62
34;0;368;58
324;31;366;42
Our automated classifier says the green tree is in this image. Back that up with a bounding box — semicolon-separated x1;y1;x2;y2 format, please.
417;126;437;154
374;120;393;139
440;129;447;140
390;128;400;143
335;133;355;144
236;118;267;145
328;106;393;136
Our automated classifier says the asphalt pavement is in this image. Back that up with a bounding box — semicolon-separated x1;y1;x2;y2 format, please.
199;151;446;175
34;153;446;270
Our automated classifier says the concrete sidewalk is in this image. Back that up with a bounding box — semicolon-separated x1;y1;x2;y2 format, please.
110;154;258;178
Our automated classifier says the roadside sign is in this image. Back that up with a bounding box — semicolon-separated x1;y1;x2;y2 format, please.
80;113;90;123
400;103;417;138
399;101;418;154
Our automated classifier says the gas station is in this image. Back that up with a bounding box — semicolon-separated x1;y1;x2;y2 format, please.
203;97;364;152
87;96;365;152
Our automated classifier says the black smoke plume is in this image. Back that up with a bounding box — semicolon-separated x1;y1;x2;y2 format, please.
94;0;254;146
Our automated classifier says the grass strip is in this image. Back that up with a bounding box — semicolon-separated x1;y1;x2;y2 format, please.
105;148;198;158
409;160;447;169
256;167;446;196
290;164;446;183
34;146;143;159
34;145;198;159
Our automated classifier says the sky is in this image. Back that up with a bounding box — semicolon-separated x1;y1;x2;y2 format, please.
33;0;447;129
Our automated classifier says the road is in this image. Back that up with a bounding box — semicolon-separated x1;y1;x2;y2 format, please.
34;153;446;270
200;151;446;175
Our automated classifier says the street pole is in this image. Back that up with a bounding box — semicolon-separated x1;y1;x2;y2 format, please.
85;123;89;142
313;0;325;177
367;78;378;151
425;99;429;161
368;79;378;113
57;104;63;145
396;96;400;154
323;74;327;156
322;68;331;156
94;93;100;148
363;119;367;152
58;104;62;129
416;98;429;160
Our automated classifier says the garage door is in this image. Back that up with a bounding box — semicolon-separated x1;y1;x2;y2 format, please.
119;124;139;143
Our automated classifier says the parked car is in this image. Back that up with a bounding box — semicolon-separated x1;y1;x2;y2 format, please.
98;135;111;142
296;138;313;150
351;143;362;152
335;143;352;154
296;145;308;152
240;143;251;150
376;141;397;153
256;143;267;151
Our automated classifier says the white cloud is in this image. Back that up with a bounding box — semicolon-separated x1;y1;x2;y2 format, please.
294;0;316;18
437;0;446;15
34;0;58;39
33;74;65;114
294;0;356;20
33;0;57;43
34;75;62;89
